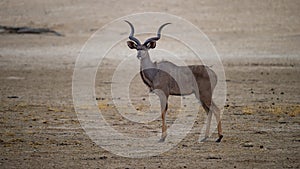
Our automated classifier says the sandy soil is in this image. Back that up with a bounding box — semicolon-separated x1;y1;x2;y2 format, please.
0;0;300;168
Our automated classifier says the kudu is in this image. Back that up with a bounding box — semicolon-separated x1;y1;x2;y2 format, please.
125;21;223;142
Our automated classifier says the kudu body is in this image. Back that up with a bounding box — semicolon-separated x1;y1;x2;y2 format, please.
125;21;223;142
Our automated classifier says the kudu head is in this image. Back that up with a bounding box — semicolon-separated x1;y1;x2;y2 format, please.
125;20;171;60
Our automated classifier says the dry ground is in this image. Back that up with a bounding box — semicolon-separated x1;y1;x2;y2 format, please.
0;0;300;168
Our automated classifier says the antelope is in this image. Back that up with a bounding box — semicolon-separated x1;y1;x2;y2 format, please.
125;21;223;142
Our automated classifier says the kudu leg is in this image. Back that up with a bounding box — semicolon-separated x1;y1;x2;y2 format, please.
154;89;169;142
195;91;212;142
203;110;213;142
212;102;223;142
160;102;168;142
198;92;223;142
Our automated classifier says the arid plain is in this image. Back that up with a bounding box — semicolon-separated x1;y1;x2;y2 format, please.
0;1;299;168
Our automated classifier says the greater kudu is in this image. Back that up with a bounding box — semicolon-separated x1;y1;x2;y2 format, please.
125;21;223;142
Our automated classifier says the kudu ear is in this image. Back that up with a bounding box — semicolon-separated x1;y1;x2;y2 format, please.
147;41;156;49
127;41;137;49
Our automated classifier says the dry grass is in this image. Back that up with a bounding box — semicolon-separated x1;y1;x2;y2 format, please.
241;104;300;117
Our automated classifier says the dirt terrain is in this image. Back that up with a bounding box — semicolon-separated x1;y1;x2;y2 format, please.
0;0;300;168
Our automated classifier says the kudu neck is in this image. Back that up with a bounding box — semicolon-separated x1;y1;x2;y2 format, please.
140;51;156;69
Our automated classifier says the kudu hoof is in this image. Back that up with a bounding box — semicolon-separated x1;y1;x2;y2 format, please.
158;138;165;143
199;137;208;142
216;135;223;143
158;136;166;142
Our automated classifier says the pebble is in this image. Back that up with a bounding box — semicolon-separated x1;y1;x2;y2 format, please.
99;156;107;160
277;117;288;124
242;142;254;147
206;155;222;159
7;96;19;99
